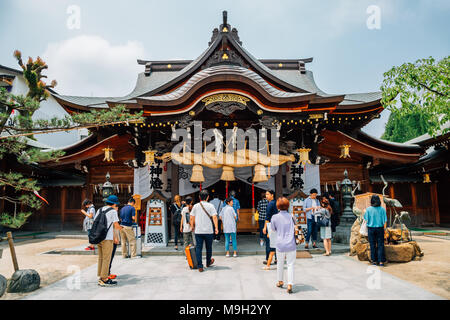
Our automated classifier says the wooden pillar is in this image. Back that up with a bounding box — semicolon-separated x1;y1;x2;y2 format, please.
87;165;93;201
61;187;67;231
411;183;417;218
39;188;48;231
389;184;395;199
171;162;179;197
275;165;283;200
431;183;440;225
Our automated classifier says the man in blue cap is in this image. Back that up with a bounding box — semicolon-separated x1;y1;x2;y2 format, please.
94;194;122;286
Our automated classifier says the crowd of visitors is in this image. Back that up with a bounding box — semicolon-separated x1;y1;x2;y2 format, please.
82;185;387;292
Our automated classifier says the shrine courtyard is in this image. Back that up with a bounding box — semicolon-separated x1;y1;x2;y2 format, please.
1;232;448;300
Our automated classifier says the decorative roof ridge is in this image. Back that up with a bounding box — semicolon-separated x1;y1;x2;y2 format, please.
138;64;315;103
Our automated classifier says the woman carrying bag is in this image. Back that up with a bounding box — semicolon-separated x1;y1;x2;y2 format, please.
270;197;297;294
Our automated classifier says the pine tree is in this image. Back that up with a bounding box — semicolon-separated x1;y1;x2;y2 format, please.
0;51;143;228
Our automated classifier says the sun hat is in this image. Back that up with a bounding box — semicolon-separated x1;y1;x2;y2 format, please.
105;195;120;205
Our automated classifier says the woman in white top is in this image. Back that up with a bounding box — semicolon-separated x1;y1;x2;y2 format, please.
180;196;194;248
220;197;238;257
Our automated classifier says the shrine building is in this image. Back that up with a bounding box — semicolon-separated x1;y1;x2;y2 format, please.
18;11;446;237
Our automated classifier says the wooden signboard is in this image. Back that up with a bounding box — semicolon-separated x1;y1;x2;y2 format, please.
148;207;162;226
144;198;168;247
289;198;307;229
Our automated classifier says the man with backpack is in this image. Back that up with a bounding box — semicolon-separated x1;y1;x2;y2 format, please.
90;195;123;287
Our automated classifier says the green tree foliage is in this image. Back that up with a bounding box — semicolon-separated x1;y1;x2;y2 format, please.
381;56;450;142
0;52;143;228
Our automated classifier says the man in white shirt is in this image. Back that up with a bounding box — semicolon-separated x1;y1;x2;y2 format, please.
190;189;219;272
93;195;123;286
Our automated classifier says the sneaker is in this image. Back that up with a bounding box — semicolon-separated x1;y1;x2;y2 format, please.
85;246;92;251
259;240;264;246
108;274;117;280
233;253;237;257
226;253;230;257
198;268;204;272
98;279;117;286
207;258;215;267
131;256;142;259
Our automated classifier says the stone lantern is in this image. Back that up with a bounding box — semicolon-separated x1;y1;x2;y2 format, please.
102;172;115;201
334;169;356;244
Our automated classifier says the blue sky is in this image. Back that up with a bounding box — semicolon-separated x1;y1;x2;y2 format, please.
1;0;449;137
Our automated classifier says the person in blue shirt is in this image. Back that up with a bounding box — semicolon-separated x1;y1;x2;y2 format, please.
364;195;387;266
223;190;240;222
119;198;137;258
303;188;320;249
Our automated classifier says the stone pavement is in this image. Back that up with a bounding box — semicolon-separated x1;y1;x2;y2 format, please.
23;253;444;300
55;235;350;256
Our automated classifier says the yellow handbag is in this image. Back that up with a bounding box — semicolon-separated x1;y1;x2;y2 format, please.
254;210;259;222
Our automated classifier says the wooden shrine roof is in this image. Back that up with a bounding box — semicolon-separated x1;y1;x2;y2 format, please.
51;11;384;124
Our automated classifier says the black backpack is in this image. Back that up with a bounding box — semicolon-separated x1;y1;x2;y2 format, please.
89;207;114;244
172;204;183;226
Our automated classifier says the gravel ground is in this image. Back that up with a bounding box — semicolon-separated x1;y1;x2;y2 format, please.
0;238;97;300
350;235;450;299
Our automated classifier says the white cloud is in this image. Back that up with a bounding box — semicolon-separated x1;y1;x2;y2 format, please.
41;35;145;97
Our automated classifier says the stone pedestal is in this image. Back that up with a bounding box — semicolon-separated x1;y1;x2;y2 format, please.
333;214;356;244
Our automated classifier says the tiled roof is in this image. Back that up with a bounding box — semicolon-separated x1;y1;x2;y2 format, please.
138;65;315;103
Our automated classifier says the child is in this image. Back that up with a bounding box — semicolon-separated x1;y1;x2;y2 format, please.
81;199;95;250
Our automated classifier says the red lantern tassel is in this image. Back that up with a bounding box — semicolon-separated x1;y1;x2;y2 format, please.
252;183;255;209
226;181;229;198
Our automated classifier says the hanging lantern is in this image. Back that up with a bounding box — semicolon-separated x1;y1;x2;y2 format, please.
423;173;431;183
220;166;235;181
253;164;268;182
143;150;156;166
296;148;311;166
339;144;351;158
190;165;205;182
102;147;115;162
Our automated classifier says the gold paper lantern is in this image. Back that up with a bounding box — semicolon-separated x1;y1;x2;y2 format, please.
423;173;431;183
296;148;311;165
220;166;235;181
102;147;115;162
143;150;156;166
190;165;205;182
253;164;268;182
339;144;351;158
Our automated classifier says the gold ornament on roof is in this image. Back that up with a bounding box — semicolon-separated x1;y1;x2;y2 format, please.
296;148;311;165
102;147;115;162
222;53;229;60
339;144;351;158
222;27;228;32
423;173;431;183
202;93;250;106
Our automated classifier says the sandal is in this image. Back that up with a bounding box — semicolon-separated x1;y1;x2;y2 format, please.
263;266;271;270
276;281;284;288
287;285;293;294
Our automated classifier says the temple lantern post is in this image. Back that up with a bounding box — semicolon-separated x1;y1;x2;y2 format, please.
333;169;356;244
